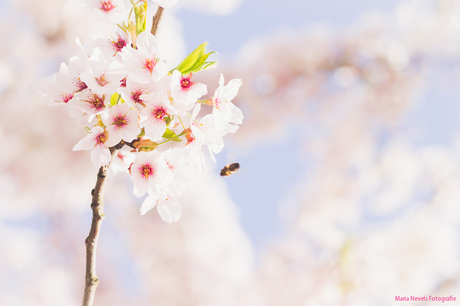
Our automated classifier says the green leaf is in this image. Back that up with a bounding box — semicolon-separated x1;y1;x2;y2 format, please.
162;128;182;142
134;1;148;36
174;42;217;75
110;92;121;106
164;116;173;127
137;127;145;138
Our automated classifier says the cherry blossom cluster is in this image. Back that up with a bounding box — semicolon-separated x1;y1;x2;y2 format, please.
37;0;243;223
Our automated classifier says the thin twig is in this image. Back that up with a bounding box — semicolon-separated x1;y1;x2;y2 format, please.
151;6;165;36
82;144;123;306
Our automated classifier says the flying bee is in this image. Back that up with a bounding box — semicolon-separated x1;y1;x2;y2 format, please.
220;163;240;177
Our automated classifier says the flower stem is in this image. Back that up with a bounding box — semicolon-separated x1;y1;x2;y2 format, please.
151;6;165;36
82;144;122;306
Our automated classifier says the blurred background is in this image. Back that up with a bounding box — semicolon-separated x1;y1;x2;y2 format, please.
1;0;460;305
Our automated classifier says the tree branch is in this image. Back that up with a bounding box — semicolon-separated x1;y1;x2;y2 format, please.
151;6;165;36
82;145;122;306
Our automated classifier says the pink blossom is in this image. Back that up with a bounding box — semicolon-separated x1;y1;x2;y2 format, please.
212;74;243;134
82;0;130;23
80;48;126;96
138;92;173;141
130;151;171;197
103;103;140;147
170;70;207;113
120;31;168;83
73;126;111;167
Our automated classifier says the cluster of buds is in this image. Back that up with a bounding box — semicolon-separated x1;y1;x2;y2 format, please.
36;0;243;222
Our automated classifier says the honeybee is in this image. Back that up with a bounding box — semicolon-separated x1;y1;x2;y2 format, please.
220;163;240;177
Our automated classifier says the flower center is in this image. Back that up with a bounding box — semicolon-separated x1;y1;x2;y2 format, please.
113;115;129;128
132;90;143;104
120;77;127;87
95;73;109;87
180;74;194;90
110;35;127;53
61;92;74;103
100;1;115;12
96;132;107;145
153;107;166;120
144;59;157;73
74;78;88;91
88;94;105;110
140;164;154;179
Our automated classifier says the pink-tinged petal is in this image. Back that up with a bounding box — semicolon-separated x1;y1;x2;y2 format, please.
191;102;201;121
73;136;96;151
151;60;168;82
120;122;141;142
140;195;158;215
142;120;166;141
104;126;123;147
157;196;181;223
73;126;104;151
91;144;111;167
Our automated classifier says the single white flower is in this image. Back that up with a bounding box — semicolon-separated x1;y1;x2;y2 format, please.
103;103;140;147
138;92;173;141
35;62;83;106
130;151;171;197
73;126;111;167
79;29;131;59
170;70;207;112
117;77;154;108
80;48;127;96
212;74;243;134
190;114;224;162
82;0;130;23
71;90;109;123
120;31;168;83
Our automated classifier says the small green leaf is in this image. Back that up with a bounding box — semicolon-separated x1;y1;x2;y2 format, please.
138;127;145;138
162;128;182;142
174;42;217;75
110;92;121;106
134;1;148;36
164;116;173;127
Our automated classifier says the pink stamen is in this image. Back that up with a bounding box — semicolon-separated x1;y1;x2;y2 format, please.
61;92;74;103
95;73;109;87
140;164;154;179
153;107;166;120
180;74;194;90
95;132;107;145
144;59;157;73
100;1;115;12
113;115;129;128
88;94;105;110
74;78;88;91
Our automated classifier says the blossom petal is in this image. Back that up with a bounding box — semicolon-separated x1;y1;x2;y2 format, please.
157;196;181;223
140;195;158;215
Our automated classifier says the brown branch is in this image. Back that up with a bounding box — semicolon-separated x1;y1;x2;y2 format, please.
82;144;123;306
151;6;165;36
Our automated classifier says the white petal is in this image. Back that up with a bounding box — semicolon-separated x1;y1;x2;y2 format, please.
140;196;158;215
157;197;181;223
73;136;95;151
91;145;111;167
